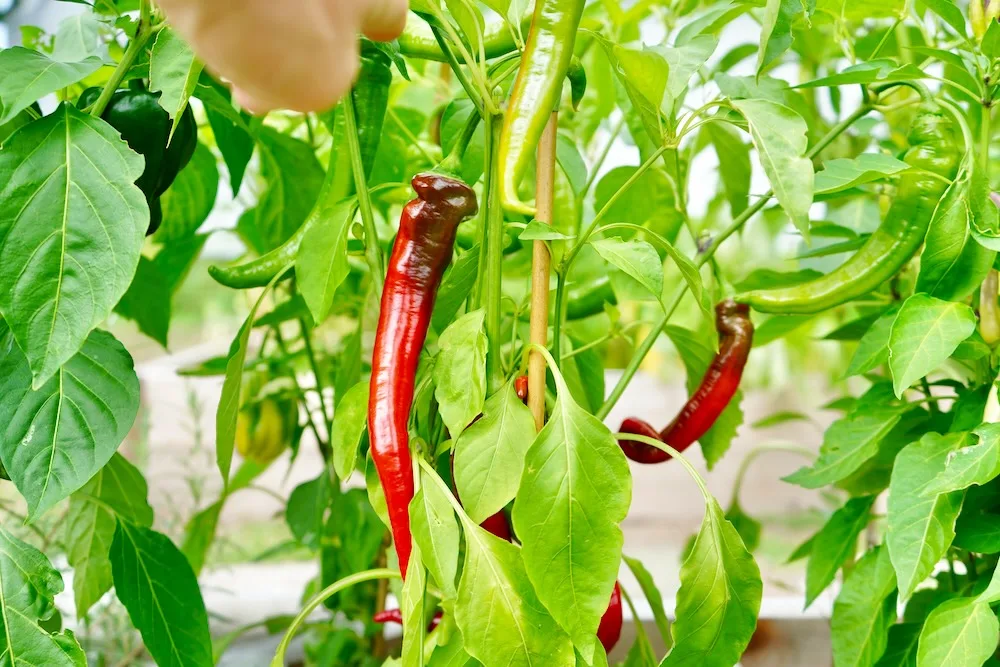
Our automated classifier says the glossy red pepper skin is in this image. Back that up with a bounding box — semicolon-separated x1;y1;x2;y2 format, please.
515;375;529;403
597;582;623;653
619;299;753;464
368;173;478;578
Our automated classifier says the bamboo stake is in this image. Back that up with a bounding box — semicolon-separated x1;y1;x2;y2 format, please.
528;113;558;430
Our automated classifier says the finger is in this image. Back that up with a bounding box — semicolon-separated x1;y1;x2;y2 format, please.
359;0;409;41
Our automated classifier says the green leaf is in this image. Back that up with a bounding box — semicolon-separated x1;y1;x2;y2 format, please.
725;498;762;553
845;305;900;377
149;28;204;139
245;128;325;252
757;0;811;74
795;59;927;88
705;122;750;215
976;556;1000;603
331;381;369;481
296;197;356;324
157;141;219;241
887;433;966;601
623;556;672;648
916;168;996;301
556;131;588;195
512;366;630;662
665;326;745;468
434;309;488;438
784;402;908;489
916;598;999;667
731;99;813;238
593;165;683;236
874;623;921;667
0;47;102;125
198;78;255;195
830;546;897;667
921;0;968;36
432;245;481;334
455;523;575;666
114;256;172;347
181;502;221;575
110;522;213;667
0;526;86;666
0;325;139;520
65;454;152;618
887;294;977;397
216;281;281;486
814;154;910;195
970;161;1000;250
656;34;718;112
410;469;461;599
401;541;429;667
0;103;146;387
600;41;669;145
592;238;664;305
752;410;809;428
51;14;102;62
520;220;573;241
804;495;875;607
661;497;762;667
454;379;534;524
983;18;1000;57
925;423;1000;496
285;473;331;549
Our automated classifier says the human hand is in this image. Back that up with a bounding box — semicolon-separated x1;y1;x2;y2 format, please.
155;0;408;113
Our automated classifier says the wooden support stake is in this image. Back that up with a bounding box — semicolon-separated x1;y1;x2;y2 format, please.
528;112;558;431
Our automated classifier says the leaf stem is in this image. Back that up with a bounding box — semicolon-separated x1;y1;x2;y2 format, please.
342;91;385;293
90;0;154;117
616;431;711;500
271;568;401;666
483;113;505;393
430;25;486;116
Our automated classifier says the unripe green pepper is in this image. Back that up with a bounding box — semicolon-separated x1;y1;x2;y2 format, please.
77;86;197;235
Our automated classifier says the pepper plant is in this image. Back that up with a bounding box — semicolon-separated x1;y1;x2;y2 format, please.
2;0;1000;665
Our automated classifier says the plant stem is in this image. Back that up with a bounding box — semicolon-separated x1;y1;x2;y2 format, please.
981;105;993;174
529;113;558;428
90;0;153;117
483;113;505;393
596;103;875;420
342;90;385;294
273;328;330;460
299;318;331;437
271;568;401;666
430;26;486;116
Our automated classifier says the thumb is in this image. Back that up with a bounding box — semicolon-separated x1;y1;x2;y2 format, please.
359;0;409;41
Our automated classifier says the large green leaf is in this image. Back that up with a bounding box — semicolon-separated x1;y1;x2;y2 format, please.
705;122;750;216
661;498;762;666
887;433;966;600
455;523;575;666
757;0;812;74
731;99;813;238
830;546;897;667
0;526;86;666
0;103;147;386
592;238;665;305
0;325;139;520
331;380;369;481
916;598;999;667
925;423;1000;496
296;197;356;324
410;469;461;600
110;522;213;667
874;623;921;667
454;379;534;524
512;365;630;662
433;309;488;438
845;305;900;377
64;454;153;618
916;168;996;301
0;47;101;125
887;294;976;397
814;154;910;195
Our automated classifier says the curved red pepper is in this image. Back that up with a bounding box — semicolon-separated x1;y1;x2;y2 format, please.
619;299;753;464
373;608;443;631
368;173;478;578
597;582;623;653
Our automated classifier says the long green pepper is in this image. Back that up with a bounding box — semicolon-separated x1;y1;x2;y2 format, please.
738;103;960;314
498;0;586;215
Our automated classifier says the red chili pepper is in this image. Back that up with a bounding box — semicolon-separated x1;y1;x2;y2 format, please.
619;299;753;464
515;374;529;403
368;173;478;577
480;509;513;541
373;608;443;631
597;582;623;653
